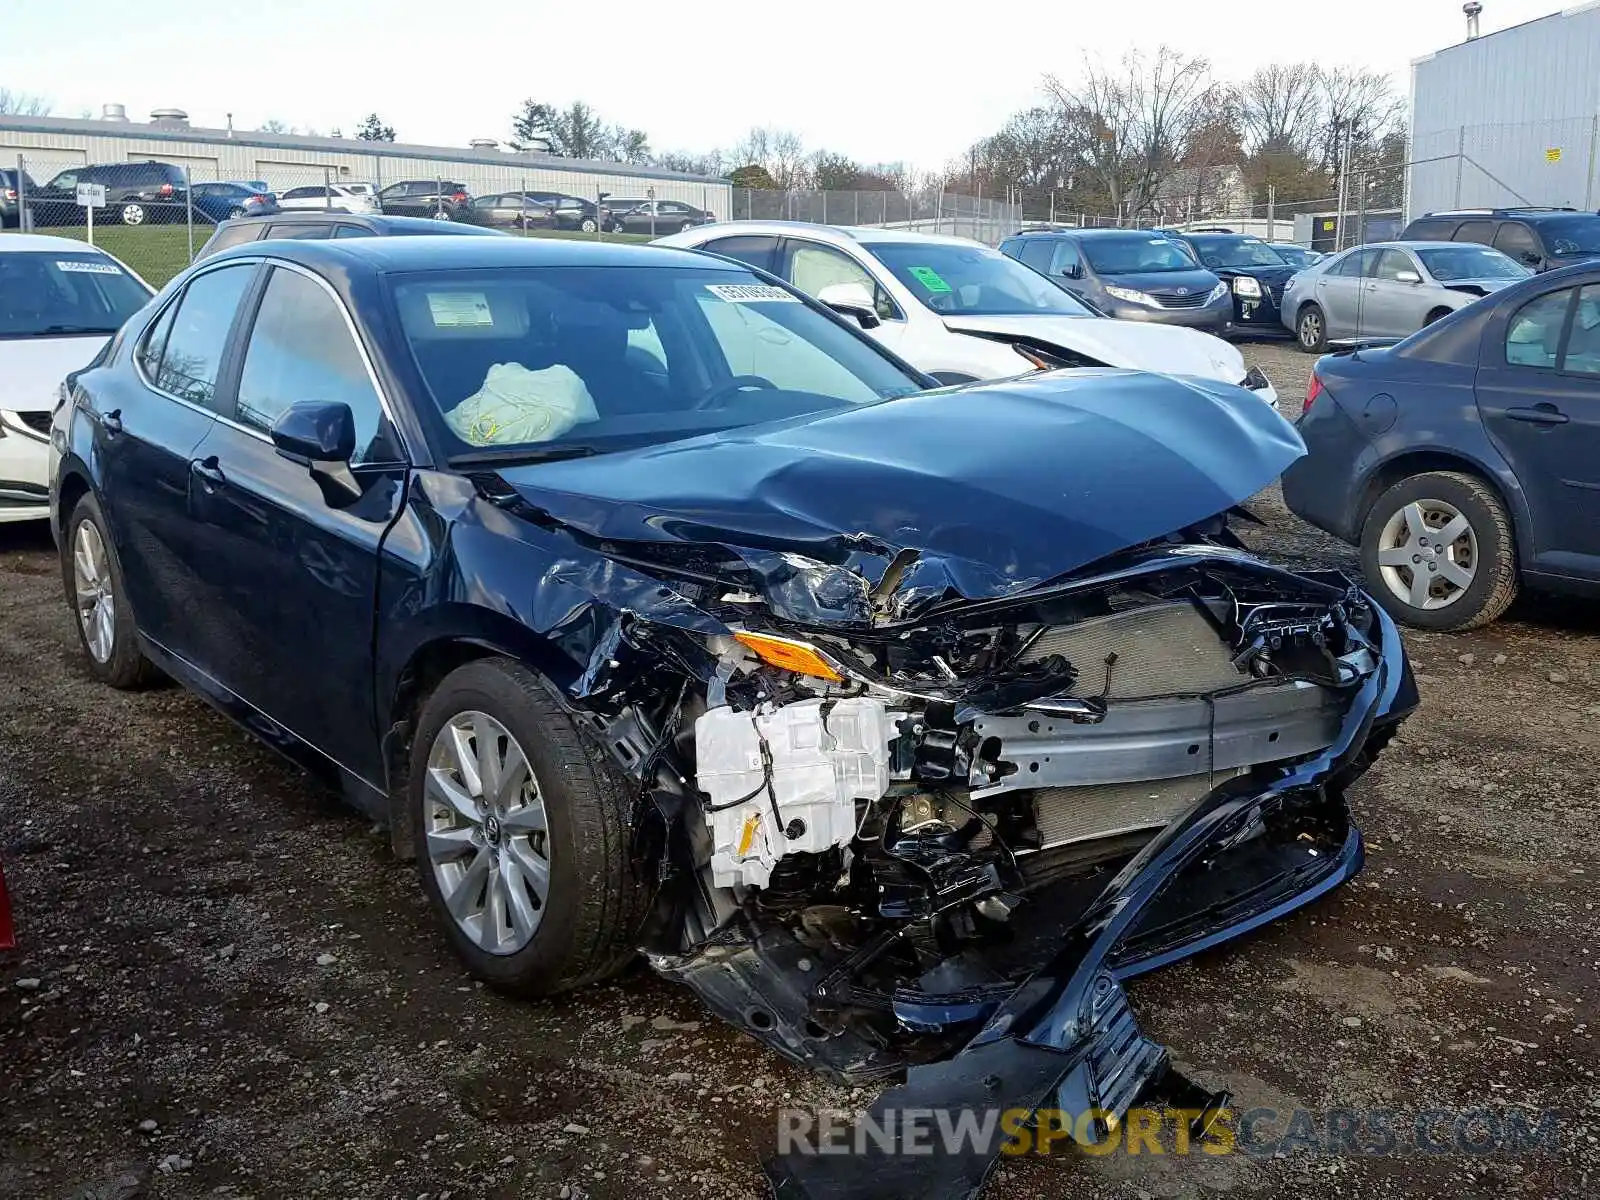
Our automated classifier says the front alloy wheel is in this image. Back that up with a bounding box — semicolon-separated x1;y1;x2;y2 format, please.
579;217;598;234
424;711;552;955
409;658;649;995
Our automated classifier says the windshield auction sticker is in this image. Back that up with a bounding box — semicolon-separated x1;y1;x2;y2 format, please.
907;266;952;293
56;260;122;275
706;284;799;303
427;292;495;328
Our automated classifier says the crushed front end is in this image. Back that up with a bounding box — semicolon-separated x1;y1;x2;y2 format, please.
602;545;1414;1197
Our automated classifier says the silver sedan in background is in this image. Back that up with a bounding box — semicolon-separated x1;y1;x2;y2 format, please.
1283;240;1532;351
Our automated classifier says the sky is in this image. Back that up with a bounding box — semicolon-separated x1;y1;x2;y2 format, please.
0;0;1572;169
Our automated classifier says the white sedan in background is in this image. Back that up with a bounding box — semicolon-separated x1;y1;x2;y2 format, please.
275;184;381;215
655;221;1277;406
1;236;152;522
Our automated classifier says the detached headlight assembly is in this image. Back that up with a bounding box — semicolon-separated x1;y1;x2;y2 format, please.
1105;285;1161;308
1232;276;1263;299
1207;281;1229;304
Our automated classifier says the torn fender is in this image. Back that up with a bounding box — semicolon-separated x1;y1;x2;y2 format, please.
767;604;1409;1200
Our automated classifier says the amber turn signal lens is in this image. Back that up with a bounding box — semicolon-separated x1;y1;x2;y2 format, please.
733;632;845;682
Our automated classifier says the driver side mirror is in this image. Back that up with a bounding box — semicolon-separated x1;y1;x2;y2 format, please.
816;282;881;330
1395;269;1422;284
1520;250;1544;267
270;400;361;499
1057;262;1083;280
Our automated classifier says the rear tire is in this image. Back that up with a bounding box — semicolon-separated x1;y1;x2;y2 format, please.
579;217;598;234
60;494;157;689
409;658;648;996
120;203;146;226
1296;303;1328;353
1360;471;1518;631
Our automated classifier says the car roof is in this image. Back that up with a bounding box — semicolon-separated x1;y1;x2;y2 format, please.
217;212;502;235
1331;240;1500;252
0;233;121;255
667;220;980;249
210;234;749;274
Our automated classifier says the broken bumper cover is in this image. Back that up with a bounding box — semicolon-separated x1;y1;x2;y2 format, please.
769;600;1414;1200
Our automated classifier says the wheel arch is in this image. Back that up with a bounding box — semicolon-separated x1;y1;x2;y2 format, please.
378;610;586;859
1354;448;1530;563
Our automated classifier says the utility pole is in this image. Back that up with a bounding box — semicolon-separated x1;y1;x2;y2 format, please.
1334;121;1355;250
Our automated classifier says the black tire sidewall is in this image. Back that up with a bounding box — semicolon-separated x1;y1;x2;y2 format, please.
60;494;148;687
409;659;628;994
1360;474;1511;630
1297;304;1327;353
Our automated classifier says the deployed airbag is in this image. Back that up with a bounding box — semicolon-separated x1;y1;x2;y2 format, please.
444;362;599;445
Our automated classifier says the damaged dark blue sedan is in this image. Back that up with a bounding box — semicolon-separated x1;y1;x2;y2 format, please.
49;237;1415;1198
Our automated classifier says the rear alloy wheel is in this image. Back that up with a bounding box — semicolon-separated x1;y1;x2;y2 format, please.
120;203;146;226
61;494;156;688
1360;471;1518;630
432;208;453;222
409;658;649;995
1296;303;1327;353
227;205;246;219
580;217;598;234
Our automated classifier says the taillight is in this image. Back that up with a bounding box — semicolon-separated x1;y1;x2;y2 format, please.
1304;372;1325;414
452;191;468;202
2;188;14;201
159;182;173;196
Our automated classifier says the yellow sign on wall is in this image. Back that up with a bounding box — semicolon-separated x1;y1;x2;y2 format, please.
1547;147;1563;163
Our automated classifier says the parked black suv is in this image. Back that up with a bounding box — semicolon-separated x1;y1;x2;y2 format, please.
1399;207;1600;272
0;165;37;227
195;212;505;260
1159;229;1297;336
29;161;190;226
377;180;474;221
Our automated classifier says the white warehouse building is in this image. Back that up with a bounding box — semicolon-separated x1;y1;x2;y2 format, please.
1410;3;1600;218
0;107;731;215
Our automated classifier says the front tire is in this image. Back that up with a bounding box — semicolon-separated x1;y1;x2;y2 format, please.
409;658;648;996
431;208;453;222
227;205;246;219
579;217;598;234
1296;303;1327;353
1424;306;1453;327
1360;471;1518;630
60;494;156;688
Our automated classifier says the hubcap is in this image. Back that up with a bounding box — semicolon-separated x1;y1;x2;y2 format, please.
424;711;551;955
1376;499;1477;610
72;520;115;663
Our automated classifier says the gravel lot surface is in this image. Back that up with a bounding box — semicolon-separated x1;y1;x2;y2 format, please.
2;341;1597;1199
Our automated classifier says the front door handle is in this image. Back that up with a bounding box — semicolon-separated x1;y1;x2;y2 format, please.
1505;404;1569;426
190;456;227;488
100;409;122;435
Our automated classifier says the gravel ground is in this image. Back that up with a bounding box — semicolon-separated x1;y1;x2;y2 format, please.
2;341;1597;1199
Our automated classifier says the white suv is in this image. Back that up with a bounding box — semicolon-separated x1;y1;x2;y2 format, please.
276;184;380;215
656;221;1276;405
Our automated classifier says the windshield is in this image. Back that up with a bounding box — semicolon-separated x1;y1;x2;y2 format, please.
393;266;925;460
863;241;1093;316
1536;215;1600;256
0;251;151;338
1189;236;1288;269
1078;234;1197;274
1273;246;1318;269
1417;245;1531;282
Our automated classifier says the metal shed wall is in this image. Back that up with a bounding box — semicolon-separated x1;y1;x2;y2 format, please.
0;117;732;215
1410;3;1600;216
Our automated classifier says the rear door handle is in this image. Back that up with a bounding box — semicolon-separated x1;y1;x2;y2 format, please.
100;409;122;435
190;456;227;488
1506;404;1570;426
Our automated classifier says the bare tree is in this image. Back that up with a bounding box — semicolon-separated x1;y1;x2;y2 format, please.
1047;47;1221;219
733;127;809;190
1238;63;1323;156
1315;66;1405;172
258;118;291;134
0;88;51;116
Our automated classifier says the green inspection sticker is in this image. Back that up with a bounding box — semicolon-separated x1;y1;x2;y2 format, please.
908;265;953;293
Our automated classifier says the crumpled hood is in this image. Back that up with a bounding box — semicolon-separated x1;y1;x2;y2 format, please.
1;335;110;414
1442;276;1525;294
496;369;1304;621
940;313;1247;384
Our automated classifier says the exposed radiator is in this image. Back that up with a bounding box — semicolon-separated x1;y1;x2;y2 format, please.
1028;770;1244;849
1020;601;1243;699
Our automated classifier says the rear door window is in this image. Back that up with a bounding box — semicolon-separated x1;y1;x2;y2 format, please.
698;235;779;274
1493;222;1541;266
144;264;256;408
1505;287;1574;369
